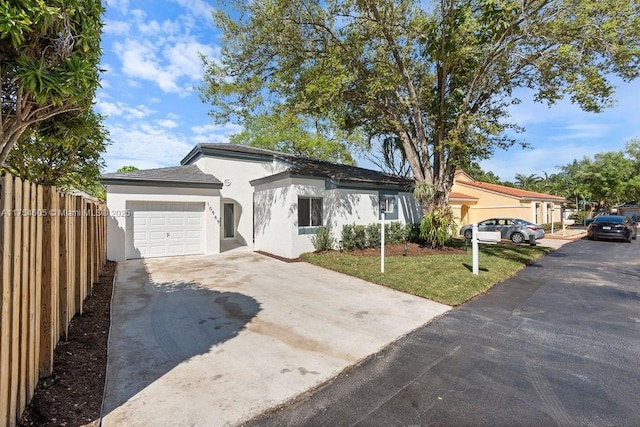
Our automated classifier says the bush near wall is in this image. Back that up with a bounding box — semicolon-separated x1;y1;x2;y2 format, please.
341;222;422;251
311;227;335;251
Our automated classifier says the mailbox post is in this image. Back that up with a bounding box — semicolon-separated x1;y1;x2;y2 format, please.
380;205;386;274
472;223;479;275
471;225;501;275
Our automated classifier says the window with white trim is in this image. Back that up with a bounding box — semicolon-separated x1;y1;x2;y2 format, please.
298;197;323;227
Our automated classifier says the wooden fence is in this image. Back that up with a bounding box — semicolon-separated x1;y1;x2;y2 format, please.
0;173;107;427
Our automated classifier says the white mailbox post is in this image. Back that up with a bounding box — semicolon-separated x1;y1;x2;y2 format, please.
472;224;501;275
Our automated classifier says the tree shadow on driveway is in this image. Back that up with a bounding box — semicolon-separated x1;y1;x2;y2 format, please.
101;259;261;419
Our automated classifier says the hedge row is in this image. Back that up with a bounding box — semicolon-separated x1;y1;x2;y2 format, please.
340;222;421;251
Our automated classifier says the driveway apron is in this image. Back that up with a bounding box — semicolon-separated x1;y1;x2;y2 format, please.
250;238;640;426
100;252;450;426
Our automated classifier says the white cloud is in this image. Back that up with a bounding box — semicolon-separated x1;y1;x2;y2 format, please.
550;123;611;141
112;32;217;94
170;0;215;22
104;0;130;15
191;122;242;136
157;119;179;128
103;19;131;35
102;122;194;172
96;100;156;119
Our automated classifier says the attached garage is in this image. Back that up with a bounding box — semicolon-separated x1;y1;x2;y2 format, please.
127;201;205;259
101;165;223;261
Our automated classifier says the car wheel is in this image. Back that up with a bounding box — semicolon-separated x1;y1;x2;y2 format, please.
510;232;525;244
463;229;472;240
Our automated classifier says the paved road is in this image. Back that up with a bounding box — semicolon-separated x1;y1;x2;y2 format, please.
250;238;640;426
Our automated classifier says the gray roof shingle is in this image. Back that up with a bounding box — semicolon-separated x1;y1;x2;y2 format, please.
185;143;413;189
100;165;223;188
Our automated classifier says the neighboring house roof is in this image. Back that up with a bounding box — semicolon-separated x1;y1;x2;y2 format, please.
459;180;566;202
449;192;478;202
100;165;223;189
185;143;413;190
454;170;566;203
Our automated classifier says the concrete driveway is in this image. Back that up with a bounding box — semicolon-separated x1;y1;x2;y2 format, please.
101;251;450;426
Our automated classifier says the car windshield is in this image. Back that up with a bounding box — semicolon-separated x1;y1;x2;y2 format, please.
593;216;624;223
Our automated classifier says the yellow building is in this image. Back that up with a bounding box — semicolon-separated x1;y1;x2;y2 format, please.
450;170;566;226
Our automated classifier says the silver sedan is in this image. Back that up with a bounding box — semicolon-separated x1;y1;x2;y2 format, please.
459;218;545;243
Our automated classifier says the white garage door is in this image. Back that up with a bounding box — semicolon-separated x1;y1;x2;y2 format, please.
127;202;205;259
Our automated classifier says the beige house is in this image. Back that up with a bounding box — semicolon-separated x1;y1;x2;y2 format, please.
450;170;566;226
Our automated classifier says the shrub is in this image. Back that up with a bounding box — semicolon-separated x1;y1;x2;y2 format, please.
341;221;425;251
568;211;588;225
352;224;367;249
366;223;381;247
386;221;405;244
341;223;355;250
403;222;422;243
542;222;563;232
420;206;457;249
311;227;335;251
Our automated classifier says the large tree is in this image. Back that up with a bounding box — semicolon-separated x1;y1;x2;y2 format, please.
4;110;109;197
229;112;359;165
201;0;640;214
0;0;104;164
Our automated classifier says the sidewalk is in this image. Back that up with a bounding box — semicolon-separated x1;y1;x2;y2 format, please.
539;227;586;249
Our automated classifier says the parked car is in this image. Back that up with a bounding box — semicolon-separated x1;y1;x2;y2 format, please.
459;218;545;244
584;212;610;226
587;215;637;242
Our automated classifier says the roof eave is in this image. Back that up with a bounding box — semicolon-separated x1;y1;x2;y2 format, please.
100;178;223;190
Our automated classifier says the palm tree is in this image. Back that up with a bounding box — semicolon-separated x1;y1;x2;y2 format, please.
514;173;542;191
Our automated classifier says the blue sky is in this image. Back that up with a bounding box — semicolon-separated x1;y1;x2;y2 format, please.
98;0;640;182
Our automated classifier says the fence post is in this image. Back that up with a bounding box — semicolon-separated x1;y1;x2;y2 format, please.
0;174;14;427
40;186;59;378
9;177;23;424
58;194;69;338
75;197;84;313
18;180;31;413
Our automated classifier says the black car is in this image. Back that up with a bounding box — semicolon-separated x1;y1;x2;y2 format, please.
587;215;637;242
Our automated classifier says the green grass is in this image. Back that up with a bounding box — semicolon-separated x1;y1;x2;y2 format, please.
301;240;552;306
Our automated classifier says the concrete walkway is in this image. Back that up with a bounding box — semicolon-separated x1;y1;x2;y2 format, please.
101;252;450;426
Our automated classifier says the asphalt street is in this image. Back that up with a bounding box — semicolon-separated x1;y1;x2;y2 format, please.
249;237;640;427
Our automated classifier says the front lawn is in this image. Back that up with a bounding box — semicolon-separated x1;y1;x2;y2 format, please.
301;241;552;306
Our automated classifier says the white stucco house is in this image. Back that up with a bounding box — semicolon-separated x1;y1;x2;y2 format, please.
101;143;421;261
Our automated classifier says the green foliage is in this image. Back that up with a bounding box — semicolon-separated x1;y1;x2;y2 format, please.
403;223;422;244
341;224;357;250
556;140;640;209
419;207;458;249
311;227;335;251
366;223;381;247
4;110;109;198
541;222;563;232
201;0;640;213
342;221;410;250
302;243;552;306
465;162;502;184
117;166;139;173
568;211;588;225
385;221;405;244
514;174;542;191
0;0;104;164
228;112;362;165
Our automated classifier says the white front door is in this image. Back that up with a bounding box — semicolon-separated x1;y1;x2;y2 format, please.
127;201;204;259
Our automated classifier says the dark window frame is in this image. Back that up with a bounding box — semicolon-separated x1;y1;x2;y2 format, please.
298;196;323;232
